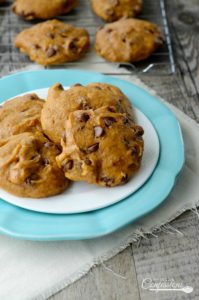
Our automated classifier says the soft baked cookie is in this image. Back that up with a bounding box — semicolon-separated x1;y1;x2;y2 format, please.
0;93;44;140
12;0;78;20
0;132;69;198
95;18;163;63
56;107;144;187
41;82;134;144
91;0;142;22
15;19;90;65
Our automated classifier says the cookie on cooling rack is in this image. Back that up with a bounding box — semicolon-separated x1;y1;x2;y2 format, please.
56;106;144;187
0;131;69;198
15;19;90;66
41;82;134;145
12;0;78;20
95;18;163;63
0;93;44;140
91;0;142;22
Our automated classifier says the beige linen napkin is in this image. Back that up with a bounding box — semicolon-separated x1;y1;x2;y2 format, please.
0;73;198;300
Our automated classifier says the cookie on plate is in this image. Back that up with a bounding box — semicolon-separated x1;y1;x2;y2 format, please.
95;18;163;63
0;93;44;140
41;82;134;144
15;19;90;65
0;132;69;198
91;0;142;22
12;0;78;20
56;106;144;187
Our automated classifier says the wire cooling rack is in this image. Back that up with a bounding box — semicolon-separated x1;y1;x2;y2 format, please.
0;0;175;76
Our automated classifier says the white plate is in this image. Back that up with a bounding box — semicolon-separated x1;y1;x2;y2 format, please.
0;88;160;214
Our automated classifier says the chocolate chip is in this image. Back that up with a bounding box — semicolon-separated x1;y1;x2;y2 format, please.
68;39;78;53
106;28;113;33
73;83;82;87
56;83;64;90
77;113;90;122
123;117;129;125
108;106;116;112
43;158;50;165
94;126;104;138
87;143;99;153
63;160;73;172
100;176;114;187
132;146;138;155
44;142;54;148
85;158;92;165
46;32;55;39
135;127;144;136
33;44;41;50
46;46;57;57
28;94;37;100
103;117;116;127
121;174;128;184
122;38;126;43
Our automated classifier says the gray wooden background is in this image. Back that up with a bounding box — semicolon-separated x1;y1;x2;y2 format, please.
0;0;199;299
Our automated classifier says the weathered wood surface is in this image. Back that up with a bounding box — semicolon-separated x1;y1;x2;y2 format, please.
50;0;199;299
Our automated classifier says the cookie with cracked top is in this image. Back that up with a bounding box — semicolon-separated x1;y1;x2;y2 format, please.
0;131;69;198
15;19;90;65
95;18;163;63
56;106;144;187
41;82;134;144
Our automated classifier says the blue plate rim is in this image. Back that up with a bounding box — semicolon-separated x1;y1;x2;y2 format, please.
0;69;185;241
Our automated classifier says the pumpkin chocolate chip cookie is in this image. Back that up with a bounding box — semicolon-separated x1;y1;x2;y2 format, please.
12;0;78;20
0;93;44;140
41;82;134;144
95;18;163;63
56;106;144;187
15;19;90;65
91;0;142;22
0;132;69;198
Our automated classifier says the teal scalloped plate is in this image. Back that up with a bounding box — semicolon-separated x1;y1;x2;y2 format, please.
0;70;184;241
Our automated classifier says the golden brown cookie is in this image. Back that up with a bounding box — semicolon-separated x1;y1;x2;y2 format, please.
56;107;144;187
91;0;142;22
0;93;44;140
95;18;163;63
12;0;78;20
41;82;134;144
15;19;90;65
0;132;69;198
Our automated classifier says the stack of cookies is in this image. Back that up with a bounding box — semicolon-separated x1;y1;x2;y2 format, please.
12;0;164;65
0;83;144;198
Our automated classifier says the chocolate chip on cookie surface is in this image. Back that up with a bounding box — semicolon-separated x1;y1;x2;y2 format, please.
15;19;90;65
0;132;69;198
91;0;142;22
95;18;163;63
0;93;44;140
12;0;78;20
41;82;134;144
56;106;144;187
